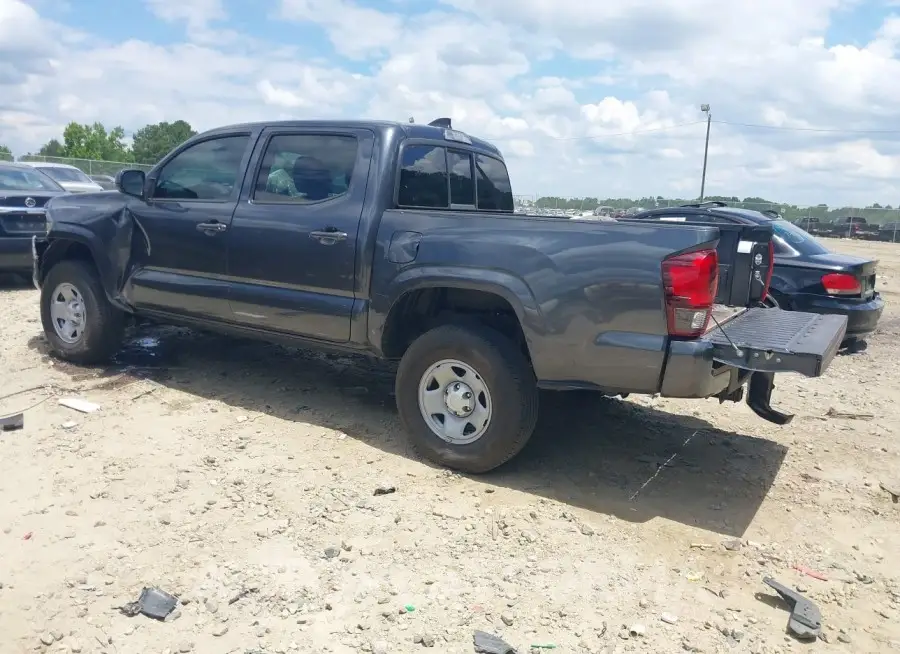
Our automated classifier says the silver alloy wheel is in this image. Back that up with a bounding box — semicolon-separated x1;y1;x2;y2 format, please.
49;282;87;344
417;358;493;445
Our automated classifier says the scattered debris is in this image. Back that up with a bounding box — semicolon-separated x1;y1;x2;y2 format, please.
227;587;258;605
628;623;646;638
473;630;517;654
880;481;899;503
22;531;32;540
59;397;100;413
373;485;396;496
690;542;712;550
825;407;874;421
762;576;822;640
0;412;24;432
722;539;742;551
660;612;678;625
118;587;178;620
793;564;828;581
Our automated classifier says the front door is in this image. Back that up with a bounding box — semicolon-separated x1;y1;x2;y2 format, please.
125;133;254;322
226;128;373;342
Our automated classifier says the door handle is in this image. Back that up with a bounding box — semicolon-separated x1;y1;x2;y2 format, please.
309;229;347;244
197;221;228;234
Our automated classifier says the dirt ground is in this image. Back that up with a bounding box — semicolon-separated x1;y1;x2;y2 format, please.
1;239;898;654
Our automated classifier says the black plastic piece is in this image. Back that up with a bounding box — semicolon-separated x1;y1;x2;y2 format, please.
118;587;178;620
706;308;848;377
473;630;517;654
0;413;24;432
428;118;452;128
763;576;822;640
746;372;793;425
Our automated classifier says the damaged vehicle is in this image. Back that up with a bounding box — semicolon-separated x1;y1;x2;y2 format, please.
33;119;848;473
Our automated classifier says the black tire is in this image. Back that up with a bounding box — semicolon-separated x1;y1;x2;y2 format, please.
395;324;539;474
40;260;125;364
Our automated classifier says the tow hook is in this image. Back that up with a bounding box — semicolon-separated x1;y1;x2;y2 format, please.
746;371;794;425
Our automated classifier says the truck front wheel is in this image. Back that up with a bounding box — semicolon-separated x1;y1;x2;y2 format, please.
40;260;125;365
395;324;539;473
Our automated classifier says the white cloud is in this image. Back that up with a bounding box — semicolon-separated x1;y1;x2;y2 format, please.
1;0;900;206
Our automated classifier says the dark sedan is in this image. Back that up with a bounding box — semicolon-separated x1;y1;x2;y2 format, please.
624;202;884;347
0;162;69;273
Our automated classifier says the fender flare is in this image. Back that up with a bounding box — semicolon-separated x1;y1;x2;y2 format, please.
371;266;546;355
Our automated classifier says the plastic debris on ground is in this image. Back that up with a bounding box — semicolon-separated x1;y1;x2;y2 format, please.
762;576;823;640
58;398;100;413
118;587;178;620
0;413;24;431
473;630;517;654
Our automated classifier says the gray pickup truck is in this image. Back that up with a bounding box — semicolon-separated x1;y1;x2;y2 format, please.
32;118;848;472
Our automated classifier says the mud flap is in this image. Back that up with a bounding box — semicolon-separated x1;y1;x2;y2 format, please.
746;371;793;425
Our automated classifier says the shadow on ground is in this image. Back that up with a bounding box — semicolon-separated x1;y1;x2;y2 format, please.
0;273;32;290
28;324;788;537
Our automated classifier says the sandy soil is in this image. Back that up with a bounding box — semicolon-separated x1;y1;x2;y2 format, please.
1;239;898;654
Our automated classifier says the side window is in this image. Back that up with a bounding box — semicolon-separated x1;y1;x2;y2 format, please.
253;133;358;203
154;135;249;201
474;154;513;211
447;150;475;206
397;145;448;208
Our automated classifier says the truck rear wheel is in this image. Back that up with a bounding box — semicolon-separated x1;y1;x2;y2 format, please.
395;324;539;473
40;260;125;365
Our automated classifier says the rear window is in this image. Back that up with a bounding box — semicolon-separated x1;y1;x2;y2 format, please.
397;145;513;212
38;166;92;183
771;219;830;256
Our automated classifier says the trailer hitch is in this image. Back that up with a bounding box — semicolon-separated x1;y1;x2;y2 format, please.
746;371;794;425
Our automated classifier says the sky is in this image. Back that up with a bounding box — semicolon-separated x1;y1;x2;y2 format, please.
2;0;900;206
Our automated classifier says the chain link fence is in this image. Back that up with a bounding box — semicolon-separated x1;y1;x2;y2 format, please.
16;155;154;176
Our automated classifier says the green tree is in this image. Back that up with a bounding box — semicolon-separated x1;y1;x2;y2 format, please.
0;144;11;154
61;122;132;162
131;120;197;165
38;139;65;157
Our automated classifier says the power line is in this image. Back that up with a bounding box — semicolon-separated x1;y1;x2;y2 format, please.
712;119;900;134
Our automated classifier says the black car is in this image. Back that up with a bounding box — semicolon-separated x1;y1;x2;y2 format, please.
0;162;69;273
89;174;117;190
624;202;884;346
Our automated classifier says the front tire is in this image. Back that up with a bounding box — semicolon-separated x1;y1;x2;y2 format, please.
395;324;539;474
40;260;125;364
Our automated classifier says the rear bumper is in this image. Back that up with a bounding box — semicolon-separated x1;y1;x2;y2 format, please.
789;293;884;337
660;308;848;424
0;237;34;272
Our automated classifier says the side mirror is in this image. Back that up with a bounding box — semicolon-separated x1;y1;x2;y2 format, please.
116;169;146;198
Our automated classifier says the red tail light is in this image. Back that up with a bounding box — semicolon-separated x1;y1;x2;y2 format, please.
821;272;860;296
760;243;774;301
662;248;718;337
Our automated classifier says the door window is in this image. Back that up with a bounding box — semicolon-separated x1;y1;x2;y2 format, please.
253;134;359;203
397;145;449;208
153;135;250;201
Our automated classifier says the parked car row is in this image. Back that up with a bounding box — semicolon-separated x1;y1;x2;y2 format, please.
792;215;899;241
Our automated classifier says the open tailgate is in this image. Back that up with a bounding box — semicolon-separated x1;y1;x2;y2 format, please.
704;307;847;377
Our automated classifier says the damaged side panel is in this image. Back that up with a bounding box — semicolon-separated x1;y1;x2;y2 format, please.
36;194;149;311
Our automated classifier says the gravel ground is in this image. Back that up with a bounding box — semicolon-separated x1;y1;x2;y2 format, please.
1;239;898;654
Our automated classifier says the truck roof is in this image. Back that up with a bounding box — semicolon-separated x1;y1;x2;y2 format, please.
198;119;504;159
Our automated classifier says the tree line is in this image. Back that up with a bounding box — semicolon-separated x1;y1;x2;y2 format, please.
0;120;198;166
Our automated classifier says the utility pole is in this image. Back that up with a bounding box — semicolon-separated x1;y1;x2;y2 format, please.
700;104;711;201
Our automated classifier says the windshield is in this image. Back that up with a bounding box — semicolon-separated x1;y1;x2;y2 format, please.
38;166;92;183
0;167;64;191
771;219;830;256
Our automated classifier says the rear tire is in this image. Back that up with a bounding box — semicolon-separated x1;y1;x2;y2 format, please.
40;260;125;364
395;324;539;474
